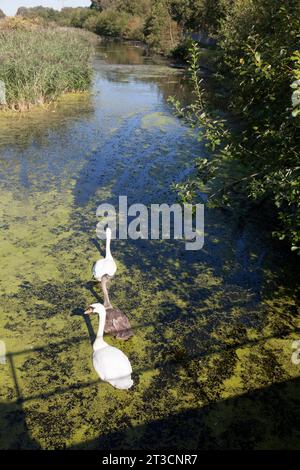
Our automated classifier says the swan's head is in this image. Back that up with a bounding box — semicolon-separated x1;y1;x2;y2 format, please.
84;303;106;316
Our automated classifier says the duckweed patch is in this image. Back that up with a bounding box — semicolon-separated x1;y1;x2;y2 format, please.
141;112;179;131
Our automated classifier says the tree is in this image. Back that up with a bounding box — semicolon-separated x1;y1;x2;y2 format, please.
91;0;119;11
59;7;95;28
16;7;28;16
16;6;59;22
144;0;181;54
169;0;233;32
91;0;151;16
116;0;152;16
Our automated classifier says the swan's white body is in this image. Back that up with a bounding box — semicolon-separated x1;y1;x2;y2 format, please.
93;228;117;281
93;344;133;389
87;303;133;390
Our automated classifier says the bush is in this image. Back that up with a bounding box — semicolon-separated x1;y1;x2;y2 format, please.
123;15;145;40
0;16;45;31
171;0;300;252
58;7;96;28
83;13;102;33
218;0;300;251
171;37;194;61
16;6;60;22
85;9;130;37
13;2;157;44
16;6;96;29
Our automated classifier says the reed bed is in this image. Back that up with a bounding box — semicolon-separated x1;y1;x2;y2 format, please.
0;19;94;111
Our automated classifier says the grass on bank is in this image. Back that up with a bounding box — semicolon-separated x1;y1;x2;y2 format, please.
0;18;95;111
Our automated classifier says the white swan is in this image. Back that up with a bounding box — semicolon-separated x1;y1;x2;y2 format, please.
93;227;117;281
84;303;133;390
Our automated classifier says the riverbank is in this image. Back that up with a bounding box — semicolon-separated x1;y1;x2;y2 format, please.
170;3;300;255
0;18;97;112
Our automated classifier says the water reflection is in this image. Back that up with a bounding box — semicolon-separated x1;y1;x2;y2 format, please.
95;42;192;106
97;41;168;66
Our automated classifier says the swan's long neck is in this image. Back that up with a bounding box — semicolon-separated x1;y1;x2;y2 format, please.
105;231;112;259
101;277;113;309
93;310;107;351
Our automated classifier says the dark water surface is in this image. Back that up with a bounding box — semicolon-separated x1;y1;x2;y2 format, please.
0;42;299;449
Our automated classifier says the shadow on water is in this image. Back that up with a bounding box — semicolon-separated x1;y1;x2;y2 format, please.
0;401;40;449
97;42;166;66
2;372;299;449
70;307;96;345
0;356;39;449
70;376;300;450
1;312;300;449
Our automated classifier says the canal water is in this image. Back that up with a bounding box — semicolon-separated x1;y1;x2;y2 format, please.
0;42;299;449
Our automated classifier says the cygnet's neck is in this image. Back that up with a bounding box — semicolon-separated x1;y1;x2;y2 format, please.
101;277;113;309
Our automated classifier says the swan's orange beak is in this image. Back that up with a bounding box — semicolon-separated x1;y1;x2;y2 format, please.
84;306;94;315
